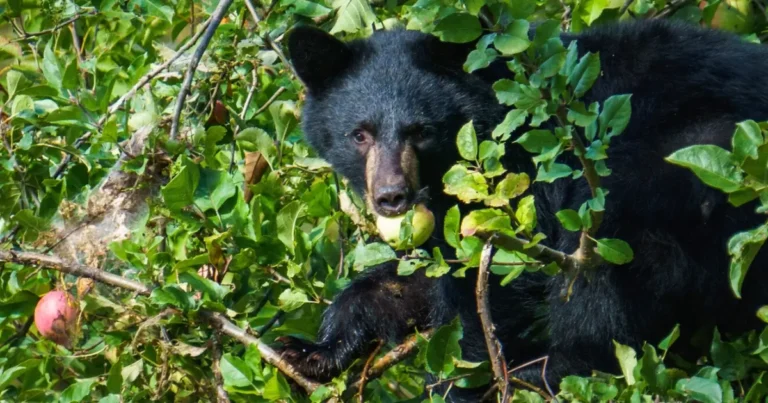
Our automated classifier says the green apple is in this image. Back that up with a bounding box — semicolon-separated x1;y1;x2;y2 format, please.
376;204;435;250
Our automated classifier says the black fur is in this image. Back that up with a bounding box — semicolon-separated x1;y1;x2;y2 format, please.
282;20;768;401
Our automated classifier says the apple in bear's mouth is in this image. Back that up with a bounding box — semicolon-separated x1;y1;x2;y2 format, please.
375;204;435;250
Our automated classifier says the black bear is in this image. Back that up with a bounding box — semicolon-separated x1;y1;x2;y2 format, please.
280;19;768;400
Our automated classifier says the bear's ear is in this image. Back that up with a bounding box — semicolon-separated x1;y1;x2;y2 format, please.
287;26;352;92
422;35;476;73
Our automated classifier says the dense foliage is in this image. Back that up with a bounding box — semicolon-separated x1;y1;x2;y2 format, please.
1;0;768;402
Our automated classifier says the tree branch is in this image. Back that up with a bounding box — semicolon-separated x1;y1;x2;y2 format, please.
476;239;509;402
475;230;581;273
347;329;434;392
211;335;230;403
0;250;322;393
170;0;234;140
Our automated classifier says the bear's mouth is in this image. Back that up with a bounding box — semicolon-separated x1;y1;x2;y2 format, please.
365;186;432;218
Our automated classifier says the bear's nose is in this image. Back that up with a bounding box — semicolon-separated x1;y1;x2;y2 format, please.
374;184;410;216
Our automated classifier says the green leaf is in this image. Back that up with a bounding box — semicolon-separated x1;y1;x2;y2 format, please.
485;172;530;207
426;317;463;377
658;324;681;353
121;359;143;384
278;289;309;312
465;48;498;73
106;361;122;394
162;162;200;212
511;390;546;402
236;128;277;167
515;130;558;153
42;42;62;91
354;242;397;270
98;395;120;403
6;70;23;98
582;0;609;25
492;109;528;141
460;209;512;237
179;271;229;301
493;79;522;106
0;359;38;391
443;165;489;203
494;20;530;55
310;386;334;402
567;101;599;127
727;224;768;298
330;0;377;34
61;378;97;403
599;94;632;139
220;354;253;387
0;290;37;321
515;195;537;234
286;0;332;18
556;209;582;231
666;145;742;193
595;238;634;265
151;285;194;310
11;94;33;115
398;258;431;276
533;20;562;46
567;52;600;98
194;169;237;212
758;306;768;323
710;328;746;381
732;120;763;164
457;121;478;161
277;201;303;252
613;341;637;385
444;205;461;249
639;343;662;392
434;13;482;43
536;163;573;183
676;377;723;403
145;0;174;22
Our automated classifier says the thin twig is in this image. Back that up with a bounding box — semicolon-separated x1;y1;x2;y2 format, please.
483;356;555;401
619;0;636;15
0;316;34;350
68;23;84;65
0;225;21;244
170;0;234;140
211;334;231;403
653;0;690;19
14;11;96;41
508;355;557;400
358;340;385;402
0;250;322;393
476;239;509;402
254;87;287;117
265;266;331;304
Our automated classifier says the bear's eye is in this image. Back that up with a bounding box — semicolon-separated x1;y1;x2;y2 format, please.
351;129;368;144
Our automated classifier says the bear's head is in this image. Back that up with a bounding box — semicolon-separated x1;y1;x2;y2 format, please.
288;27;505;217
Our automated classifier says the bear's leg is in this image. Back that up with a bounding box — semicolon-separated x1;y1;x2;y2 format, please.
278;261;435;381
